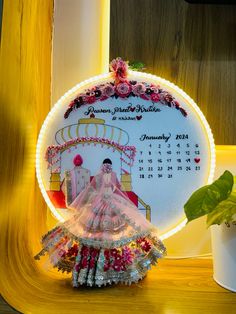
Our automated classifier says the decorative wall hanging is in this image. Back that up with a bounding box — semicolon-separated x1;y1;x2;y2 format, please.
36;58;215;240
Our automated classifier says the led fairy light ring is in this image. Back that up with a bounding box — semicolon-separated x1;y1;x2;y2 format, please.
36;68;215;240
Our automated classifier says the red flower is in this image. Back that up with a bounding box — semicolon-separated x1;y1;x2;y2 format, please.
140;94;149;100
110;248;119;257
86;95;96;104
100;96;108;101
81;246;89;256
115;82;132;98
112;261;122;272
89;258;96;268
91;248;99;258
143;242;152;252
104;250;110;259
151;93;160;102
120;264;126;271
115;254;122;261
81;257;88;268
75;263;80;272
104;263;110;271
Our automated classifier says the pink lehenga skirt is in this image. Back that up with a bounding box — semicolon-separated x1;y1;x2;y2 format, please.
34;191;166;287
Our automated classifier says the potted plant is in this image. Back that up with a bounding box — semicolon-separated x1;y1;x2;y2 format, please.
184;170;236;292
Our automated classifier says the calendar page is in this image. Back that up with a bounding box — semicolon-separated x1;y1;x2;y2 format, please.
37;67;215;239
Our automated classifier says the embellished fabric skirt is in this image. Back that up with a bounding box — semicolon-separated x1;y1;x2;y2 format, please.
34;225;166;287
34;192;166;287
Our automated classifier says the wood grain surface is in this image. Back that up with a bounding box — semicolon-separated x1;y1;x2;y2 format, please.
1;258;236;314
110;0;236;144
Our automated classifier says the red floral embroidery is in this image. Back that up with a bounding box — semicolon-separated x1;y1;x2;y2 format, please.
64;58;188;119
150;93;160;102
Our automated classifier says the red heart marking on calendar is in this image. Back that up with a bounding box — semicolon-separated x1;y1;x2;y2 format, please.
194;158;200;163
130;107;135;112
90;113;95;118
136;115;142;120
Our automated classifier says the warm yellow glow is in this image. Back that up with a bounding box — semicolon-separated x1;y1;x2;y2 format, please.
36;70;215;240
100;0;110;72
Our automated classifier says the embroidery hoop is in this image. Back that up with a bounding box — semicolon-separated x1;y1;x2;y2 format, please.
36;59;215;240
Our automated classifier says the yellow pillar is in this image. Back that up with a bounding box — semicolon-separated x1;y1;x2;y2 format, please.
0;0;54;312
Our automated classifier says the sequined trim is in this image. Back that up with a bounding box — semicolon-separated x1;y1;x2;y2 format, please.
39;225;160;251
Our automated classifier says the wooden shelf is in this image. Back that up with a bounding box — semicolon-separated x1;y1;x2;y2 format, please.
1;258;235;313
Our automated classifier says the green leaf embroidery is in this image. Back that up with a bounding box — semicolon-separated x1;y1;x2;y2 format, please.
129;61;146;71
184;170;234;223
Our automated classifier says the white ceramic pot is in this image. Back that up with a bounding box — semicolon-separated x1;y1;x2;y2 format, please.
211;223;236;292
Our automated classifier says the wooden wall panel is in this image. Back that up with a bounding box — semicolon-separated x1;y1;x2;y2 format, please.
110;0;236;144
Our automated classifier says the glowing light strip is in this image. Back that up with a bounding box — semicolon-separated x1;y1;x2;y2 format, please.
36;70;215;239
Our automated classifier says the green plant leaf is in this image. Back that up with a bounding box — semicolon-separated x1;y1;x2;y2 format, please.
206;192;236;226
184;170;234;223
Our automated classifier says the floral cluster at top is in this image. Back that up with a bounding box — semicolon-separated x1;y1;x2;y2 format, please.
45;136;136;168
64;57;187;119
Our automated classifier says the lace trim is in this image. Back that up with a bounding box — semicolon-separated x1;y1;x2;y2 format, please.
39;225;160;250
71;247;163;287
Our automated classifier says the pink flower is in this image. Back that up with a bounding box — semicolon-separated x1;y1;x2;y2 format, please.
132;83;146;96
122;247;133;264
150;84;159;93
110;57;128;82
150;93;160;102
101;84;115;97
115;81;132;98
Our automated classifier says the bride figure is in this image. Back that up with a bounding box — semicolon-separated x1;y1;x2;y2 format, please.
35;158;166;287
